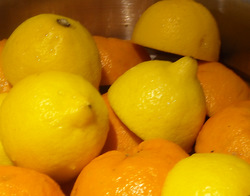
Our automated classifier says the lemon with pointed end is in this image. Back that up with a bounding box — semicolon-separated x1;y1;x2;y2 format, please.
0;71;109;182
132;0;221;61
0;93;13;166
1;14;101;88
161;153;250;195
108;56;206;152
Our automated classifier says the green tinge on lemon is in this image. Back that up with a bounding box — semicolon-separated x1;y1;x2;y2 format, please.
161;153;250;195
1;14;101;88
108;56;206;152
0;71;109;182
132;0;221;61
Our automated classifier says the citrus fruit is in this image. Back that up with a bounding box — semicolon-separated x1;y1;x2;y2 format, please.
132;0;221;61
197;61;250;117
108;56;206;152
101;93;143;153
0;92;13;166
161;153;250;196
0;71;109;182
93;36;151;86
0;92;8;108
71;139;189;196
0;165;65;195
195;100;250;164
0;142;13;166
1;14;101;88
0;39;11;93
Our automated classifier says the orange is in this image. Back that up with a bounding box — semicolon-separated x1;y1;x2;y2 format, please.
0;165;65;195
0;39;11;93
93;36;151;86
197;61;250;117
101;93;143;153
195;100;250;164
71;139;189;196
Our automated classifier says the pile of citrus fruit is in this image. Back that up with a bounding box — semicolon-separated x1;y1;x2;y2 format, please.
0;0;249;195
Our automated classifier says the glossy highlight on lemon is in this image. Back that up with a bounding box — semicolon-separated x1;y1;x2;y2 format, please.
1;14;101;88
0;71;109;182
108;56;206;152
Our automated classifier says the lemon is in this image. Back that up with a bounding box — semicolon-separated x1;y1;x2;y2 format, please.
108;56;206;152
161;153;250;195
1;14;101;88
0;71;109;182
0;93;13;166
0;143;13;166
132;0;221;61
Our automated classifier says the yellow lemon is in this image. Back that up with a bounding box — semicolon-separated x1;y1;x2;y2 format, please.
132;0;221;61
0;143;13;166
1;14;101;88
0;93;13;166
161;153;250;195
0;71;109;182
108;56;206;152
0;92;8;109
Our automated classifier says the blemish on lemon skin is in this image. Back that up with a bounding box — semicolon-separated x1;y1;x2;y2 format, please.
69;165;76;171
57;18;71;27
57;90;63;95
87;104;92;109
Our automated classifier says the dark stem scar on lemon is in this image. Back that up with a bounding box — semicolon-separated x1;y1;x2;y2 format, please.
57;18;71;27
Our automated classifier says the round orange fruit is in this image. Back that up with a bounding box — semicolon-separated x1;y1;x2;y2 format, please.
197;61;250;117
0;165;65;195
195;100;250;164
71;139;189;196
